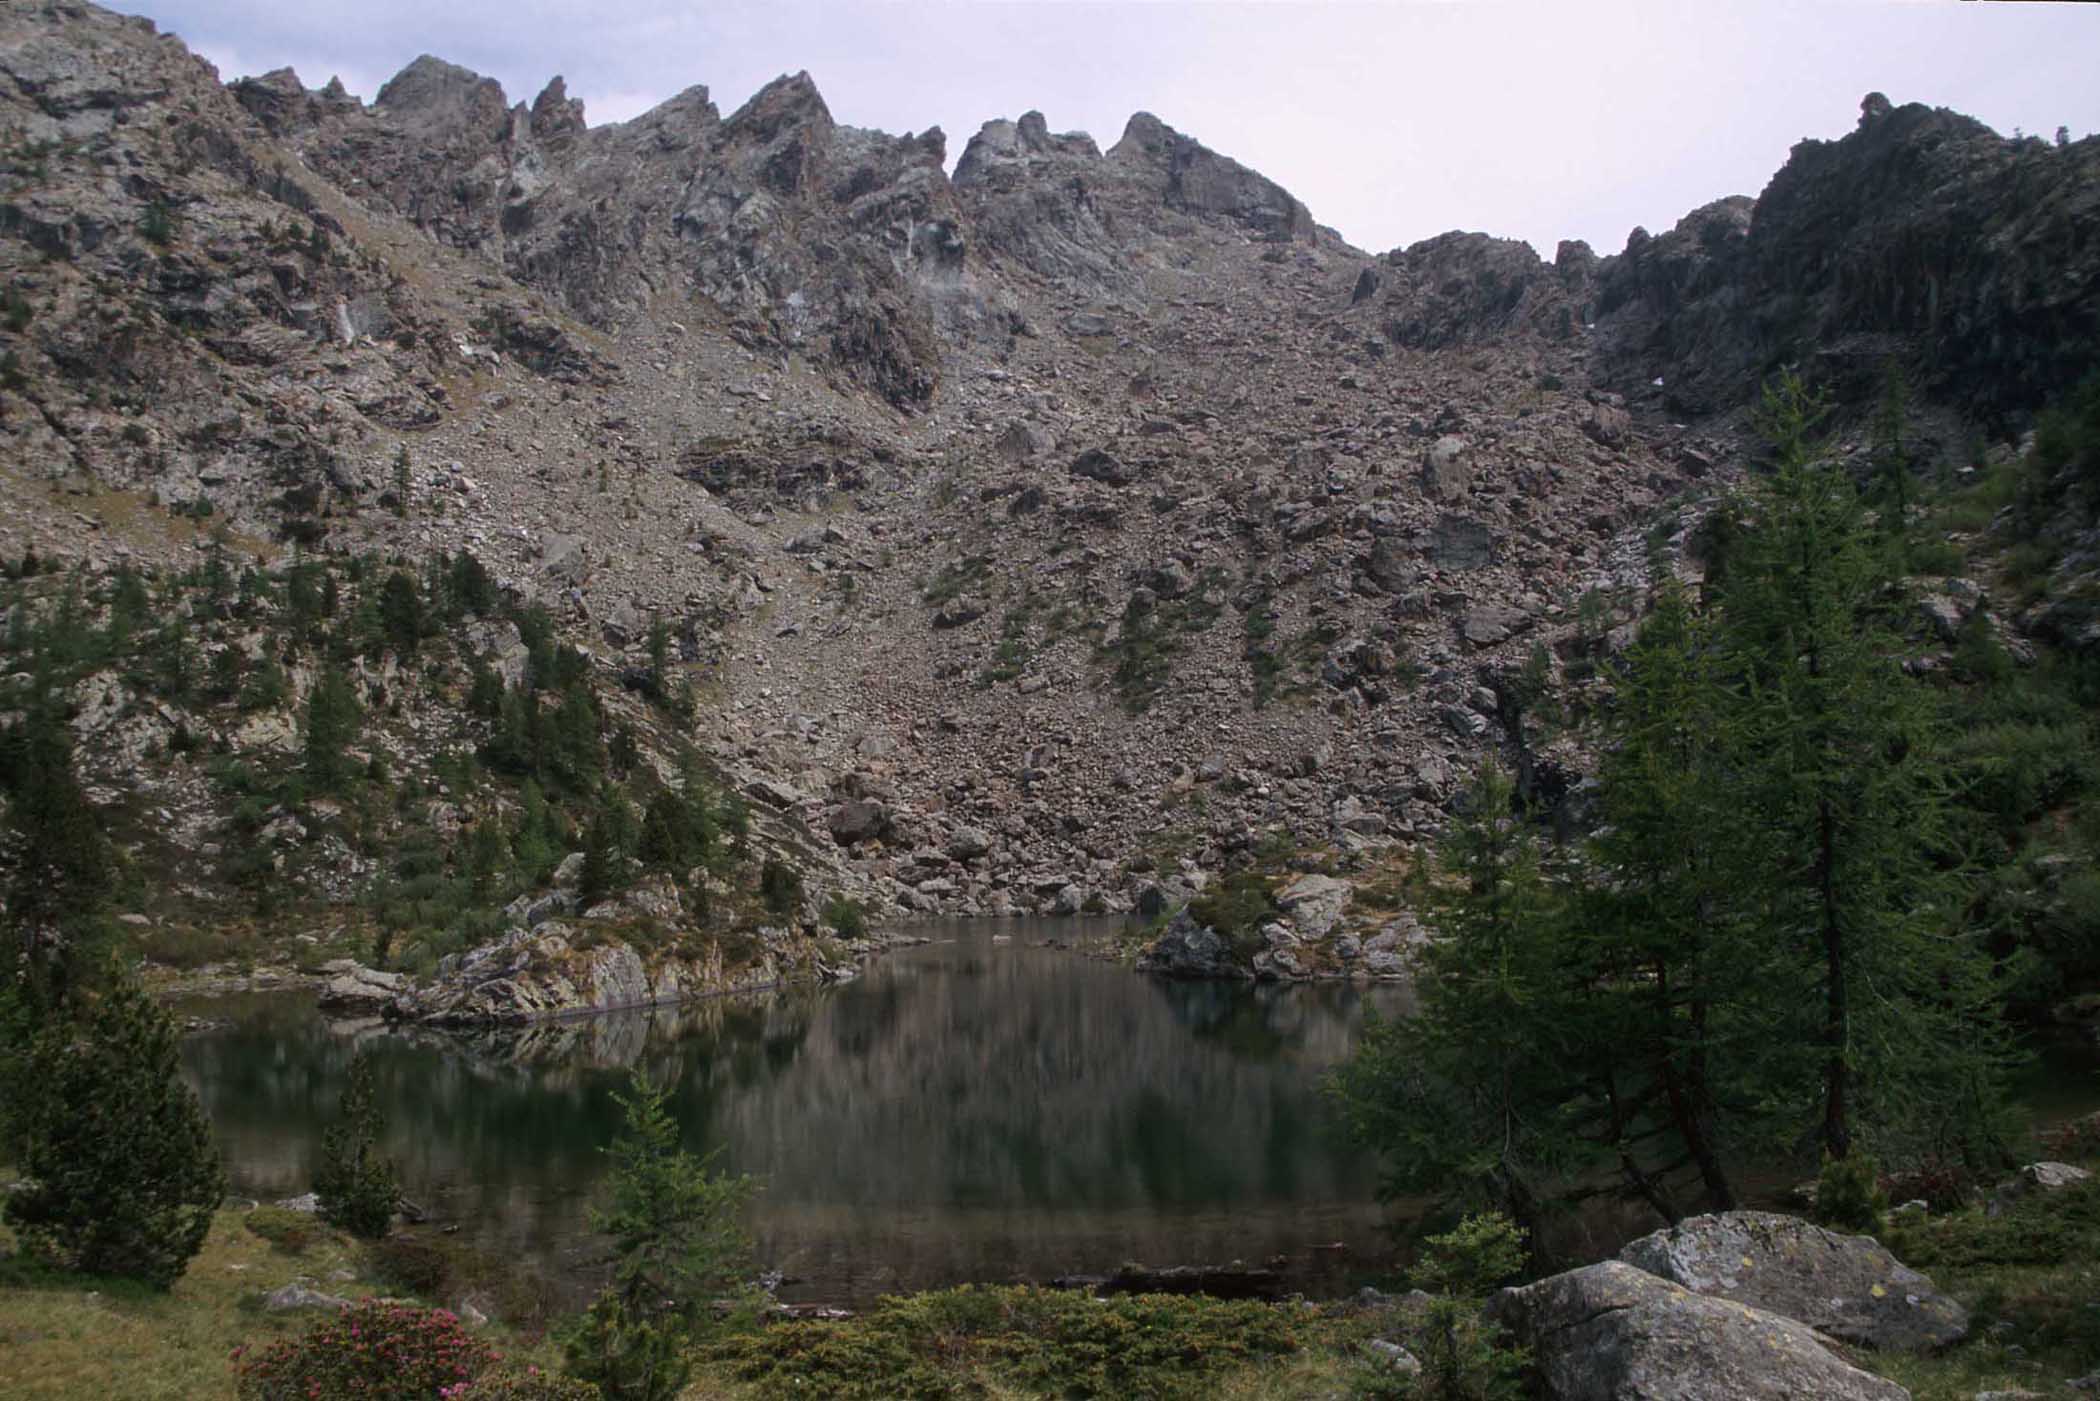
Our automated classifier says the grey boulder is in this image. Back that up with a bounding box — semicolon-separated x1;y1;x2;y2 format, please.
1275;873;1351;941
1488;1260;1909;1400
1988;1161;2092;1217
263;1281;352;1313
1617;1210;1966;1353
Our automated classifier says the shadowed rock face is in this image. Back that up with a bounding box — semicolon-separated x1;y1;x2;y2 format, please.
1586;96;2100;422
1109;112;1316;243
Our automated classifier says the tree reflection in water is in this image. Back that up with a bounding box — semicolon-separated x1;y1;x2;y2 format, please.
179;919;1409;1304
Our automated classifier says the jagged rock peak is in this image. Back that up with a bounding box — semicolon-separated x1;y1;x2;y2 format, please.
1110;111;1315;241
244;65;305;99
374;54;508;120
530;75;585;139
227;65;308;132
953;110;1102;187
725;70;833;141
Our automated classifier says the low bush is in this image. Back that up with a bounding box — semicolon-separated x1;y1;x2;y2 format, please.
2037;1111;2100;1162
369;1233;451;1297
1879;1156;1977;1215
1883;1174;2100;1271
241;1205;318;1254
1186;871;1280;962
1381;1212;1531;1401
823;893;868;939
759;858;803;919
710;1285;1307;1399
449;1366;601;1399
133;922;255;969
1813;1151;1887;1233
232;1299;498;1400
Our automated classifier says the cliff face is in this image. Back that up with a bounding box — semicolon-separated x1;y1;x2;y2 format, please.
1;2;2093;937
1586;95;2100;423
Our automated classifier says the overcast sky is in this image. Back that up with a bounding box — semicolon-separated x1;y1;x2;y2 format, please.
108;0;2100;259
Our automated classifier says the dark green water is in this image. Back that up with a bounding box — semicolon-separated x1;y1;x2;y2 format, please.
177;921;1411;1304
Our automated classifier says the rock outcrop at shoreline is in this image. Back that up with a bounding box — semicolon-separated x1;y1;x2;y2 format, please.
387;921;879;1024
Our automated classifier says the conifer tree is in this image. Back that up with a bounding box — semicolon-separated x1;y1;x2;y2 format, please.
1714;370;2012;1162
1;681;113;1003
1575;583;1762;1215
302;664;362;793
1871;360;1914;560
1327;762;1585;1235
563;1070;754;1401
314;1051;398;1240
4;973;225;1288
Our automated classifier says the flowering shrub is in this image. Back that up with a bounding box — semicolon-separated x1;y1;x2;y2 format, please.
232;1299;498;1399
445;1366;601;1399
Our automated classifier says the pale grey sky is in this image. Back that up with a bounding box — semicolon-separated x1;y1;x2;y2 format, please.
109;0;2100;259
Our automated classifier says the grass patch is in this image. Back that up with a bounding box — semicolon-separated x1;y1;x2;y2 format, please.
921;555;991;608
1098;570;1229;713
1864;1168;2100;1397
0;1208;563;1400
0;1208;373;1400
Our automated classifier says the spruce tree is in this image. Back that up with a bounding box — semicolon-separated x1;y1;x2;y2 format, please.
313;1051;398;1240
1715;370;2013;1162
4;974;225;1288
2;681;113;1004
1871;360;1914;560
302;664;362;793
1327;762;1587;1235
563;1070;754;1401
1579;579;1763;1218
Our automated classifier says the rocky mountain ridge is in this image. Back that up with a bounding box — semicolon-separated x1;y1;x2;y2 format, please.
2;0;2095;964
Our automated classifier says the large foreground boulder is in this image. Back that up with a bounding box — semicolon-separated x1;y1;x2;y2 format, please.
1487;1261;1909;1400
1617;1211;1966;1352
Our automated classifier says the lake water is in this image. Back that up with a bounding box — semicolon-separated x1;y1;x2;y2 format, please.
177;920;1412;1305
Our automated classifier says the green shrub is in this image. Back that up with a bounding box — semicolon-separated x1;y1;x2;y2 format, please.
232;1299;498;1400
1813;1151;1887;1233
1884;1174;2100;1270
139;201;175;246
562;1070;756;1401
1367;1211;1532;1401
1411;1212;1528;1296
368;1233;450;1297
711;1286;1306;1400
242;1205;318;1254
823;893;868;939
759;858;803;920
134;923;251;969
1187;871;1280;961
2037;1111;2100;1162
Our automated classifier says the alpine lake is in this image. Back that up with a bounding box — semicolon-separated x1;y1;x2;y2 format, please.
176;919;1418;1307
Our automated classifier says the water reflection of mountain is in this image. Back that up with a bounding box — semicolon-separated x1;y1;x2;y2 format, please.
179;926;1408;1301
